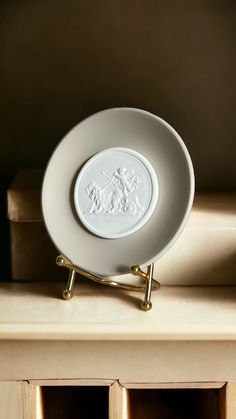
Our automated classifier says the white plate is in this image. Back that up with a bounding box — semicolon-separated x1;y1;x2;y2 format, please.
42;108;194;276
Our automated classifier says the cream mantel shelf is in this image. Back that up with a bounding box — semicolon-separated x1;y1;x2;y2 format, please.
0;281;236;341
0;279;236;419
1;280;236;387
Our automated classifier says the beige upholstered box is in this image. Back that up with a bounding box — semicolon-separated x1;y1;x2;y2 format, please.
7;169;236;284
7;170;64;280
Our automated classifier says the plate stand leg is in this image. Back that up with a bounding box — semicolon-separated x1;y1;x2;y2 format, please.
141;263;154;311
62;269;76;300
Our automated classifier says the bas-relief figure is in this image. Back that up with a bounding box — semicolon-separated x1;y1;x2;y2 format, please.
85;167;144;216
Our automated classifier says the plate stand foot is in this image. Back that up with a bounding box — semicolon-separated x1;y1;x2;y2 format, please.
130;263;154;311
62;269;76;300
141;263;154;311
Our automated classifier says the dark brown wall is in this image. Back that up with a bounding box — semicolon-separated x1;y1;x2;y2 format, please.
1;0;236;188
1;0;236;277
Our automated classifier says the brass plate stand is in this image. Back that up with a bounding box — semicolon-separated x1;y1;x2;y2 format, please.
56;255;160;311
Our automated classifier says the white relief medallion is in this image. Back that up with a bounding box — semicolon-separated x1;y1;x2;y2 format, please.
74;148;159;239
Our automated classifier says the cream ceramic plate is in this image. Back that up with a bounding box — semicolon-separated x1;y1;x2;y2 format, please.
42;108;194;276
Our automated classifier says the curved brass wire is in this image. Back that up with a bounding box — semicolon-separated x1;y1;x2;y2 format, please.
56;255;160;292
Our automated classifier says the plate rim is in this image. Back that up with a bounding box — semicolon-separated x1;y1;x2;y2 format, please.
42;107;195;276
